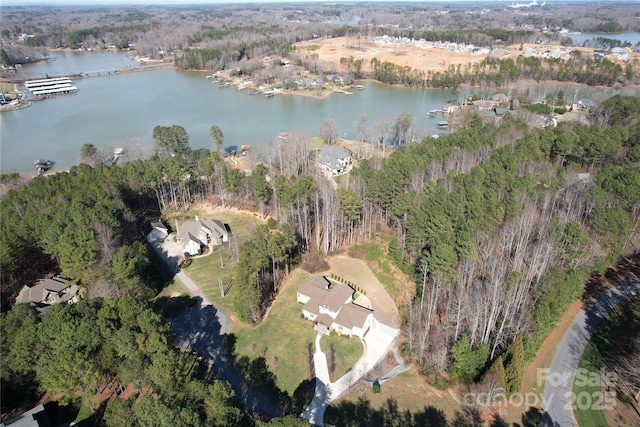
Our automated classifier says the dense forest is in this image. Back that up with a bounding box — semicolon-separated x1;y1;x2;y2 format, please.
1;93;639;423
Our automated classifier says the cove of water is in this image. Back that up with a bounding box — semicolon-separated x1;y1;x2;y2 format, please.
1;50;637;174
1;52;459;173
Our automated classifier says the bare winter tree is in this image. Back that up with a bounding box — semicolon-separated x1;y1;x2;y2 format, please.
320;115;340;145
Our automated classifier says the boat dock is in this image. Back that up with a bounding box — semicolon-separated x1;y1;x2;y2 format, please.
25;77;77;96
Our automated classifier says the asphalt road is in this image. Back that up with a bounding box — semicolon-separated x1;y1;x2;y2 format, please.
543;277;640;426
170;305;282;420
151;236;282;419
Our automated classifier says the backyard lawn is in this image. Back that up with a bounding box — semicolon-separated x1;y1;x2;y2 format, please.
320;333;363;382
233;269;318;396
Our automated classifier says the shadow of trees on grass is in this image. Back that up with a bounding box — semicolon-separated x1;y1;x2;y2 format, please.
324;398;551;427
224;333;316;415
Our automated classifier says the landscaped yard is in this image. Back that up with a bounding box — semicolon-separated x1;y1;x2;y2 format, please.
233;269;318;396
320;333;363;382
169;208;264;314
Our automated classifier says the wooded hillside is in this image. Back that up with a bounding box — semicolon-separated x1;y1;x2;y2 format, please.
1;95;638;422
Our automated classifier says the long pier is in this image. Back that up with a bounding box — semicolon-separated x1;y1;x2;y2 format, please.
6;62;173;84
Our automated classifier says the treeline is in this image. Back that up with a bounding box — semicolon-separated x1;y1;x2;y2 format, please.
0;163;170;308
0;297;251;426
350;100;639;389
370;54;635;89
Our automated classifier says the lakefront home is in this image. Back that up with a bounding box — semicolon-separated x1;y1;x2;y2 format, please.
177;216;230;256
297;276;373;339
317;145;352;175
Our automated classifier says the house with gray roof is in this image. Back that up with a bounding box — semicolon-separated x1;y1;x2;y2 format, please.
15;276;79;312
317;145;352;175
143;220;169;243
0;404;50;427
177;216;230;256
297;276;373;339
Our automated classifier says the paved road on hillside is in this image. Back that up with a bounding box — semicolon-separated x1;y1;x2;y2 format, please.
171;305;282;420
543;277;640;426
150;237;281;419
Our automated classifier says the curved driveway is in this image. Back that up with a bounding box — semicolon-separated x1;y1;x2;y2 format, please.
543;277;640;426
151;237;281;418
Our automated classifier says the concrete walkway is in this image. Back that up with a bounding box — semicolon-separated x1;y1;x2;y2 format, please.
543;277;640;426
302;321;399;426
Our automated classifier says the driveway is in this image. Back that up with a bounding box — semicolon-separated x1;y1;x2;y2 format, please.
302;321;399;425
151;236;281;418
543;277;640;426
171;305;281;419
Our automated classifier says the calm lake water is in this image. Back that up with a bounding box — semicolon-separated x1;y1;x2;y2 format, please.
1;51;460;173
1;50;638;173
569;32;640;47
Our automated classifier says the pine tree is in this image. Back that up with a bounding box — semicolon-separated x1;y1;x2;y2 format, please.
490;355;507;390
504;335;525;395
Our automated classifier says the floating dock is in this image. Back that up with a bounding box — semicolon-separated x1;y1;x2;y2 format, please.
24;77;77;96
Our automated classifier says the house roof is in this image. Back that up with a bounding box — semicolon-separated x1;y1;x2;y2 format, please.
0;404;50;427
298;276;330;297
335;303;373;330
143;220;169;241
298;276;353;313
318;145;350;172
179;218;228;244
15;277;77;306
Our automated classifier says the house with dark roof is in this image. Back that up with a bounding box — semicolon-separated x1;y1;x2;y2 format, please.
297;276;373;339
317;145;352;175
177;216;230;256
15;276;79;312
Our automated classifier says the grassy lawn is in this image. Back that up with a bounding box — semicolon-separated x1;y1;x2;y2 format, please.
233;269;318;396
73;395;94;424
320;333;363;382
156;276;187;298
170;209;264;315
325;368;461;424
349;241;415;305
573;340;608;427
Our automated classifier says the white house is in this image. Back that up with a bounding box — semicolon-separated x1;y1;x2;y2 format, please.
317;145;352;175
297;276;373;339
177;217;230;256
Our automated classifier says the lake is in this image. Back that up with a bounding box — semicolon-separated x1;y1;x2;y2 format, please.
0;50;637;173
568;32;640;47
1;51;459;173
